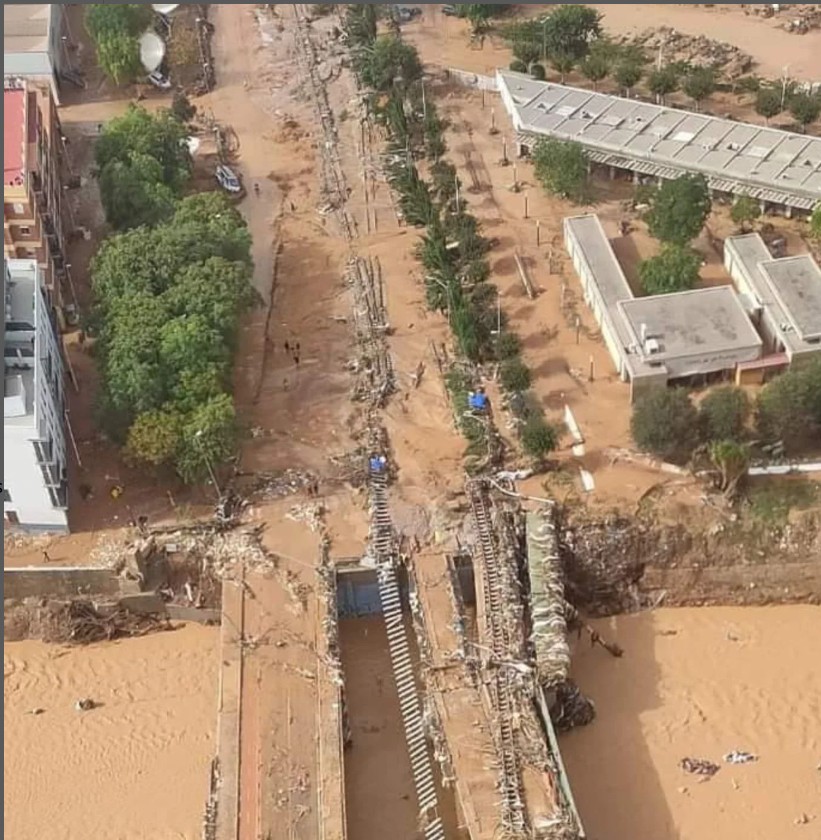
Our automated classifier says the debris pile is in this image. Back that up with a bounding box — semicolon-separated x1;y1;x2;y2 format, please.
623;27;754;77
42;600;171;645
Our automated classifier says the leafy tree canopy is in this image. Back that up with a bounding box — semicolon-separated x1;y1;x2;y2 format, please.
542;5;602;61
96;106;192;192
356;35;423;92
614;60;643;94
98;152;177;230
580;53;610;88
86;4;152;39
756;358;821;450
94;31;143;86
699;386;750;442
811;204;821;240
788;92;821;131
648;66;679;102
631;388;700;462
683;66;717;109
521;416;560;461
755;86;783;122
175;395;239;485
533;138;590;203
125;408;183;467
730;195;761;232
646;174;711;245
639;245;701;295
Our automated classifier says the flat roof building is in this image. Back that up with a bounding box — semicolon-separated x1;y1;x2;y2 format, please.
498;70;821;213
4;259;68;532
4;4;68;104
564;215;765;401
724;233;821;369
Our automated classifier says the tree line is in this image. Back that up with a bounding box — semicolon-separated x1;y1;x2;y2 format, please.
90;106;254;485
344;5;559;463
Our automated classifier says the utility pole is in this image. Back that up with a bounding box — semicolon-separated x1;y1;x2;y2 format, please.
195;430;222;500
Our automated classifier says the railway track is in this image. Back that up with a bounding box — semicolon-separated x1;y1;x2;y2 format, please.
468;482;528;837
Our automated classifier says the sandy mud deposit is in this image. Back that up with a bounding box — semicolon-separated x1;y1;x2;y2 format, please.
561;606;821;840
4;625;218;840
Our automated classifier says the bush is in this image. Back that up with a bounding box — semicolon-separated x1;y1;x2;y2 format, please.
699;386;750;442
494;331;521;360
531;63;547;81
631;388;700;462
521;416;559;461
509;59;528;73
500;358;532;393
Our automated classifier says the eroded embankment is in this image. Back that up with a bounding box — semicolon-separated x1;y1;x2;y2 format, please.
560;512;821;614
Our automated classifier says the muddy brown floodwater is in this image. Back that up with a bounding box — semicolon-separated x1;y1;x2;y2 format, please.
3;625;219;840
561;606;821;840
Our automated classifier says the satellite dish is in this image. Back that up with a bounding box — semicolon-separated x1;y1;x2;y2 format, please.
186;136;201;156
152;4;180;14
139;31;166;73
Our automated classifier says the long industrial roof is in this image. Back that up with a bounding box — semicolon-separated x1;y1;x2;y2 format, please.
498;70;821;211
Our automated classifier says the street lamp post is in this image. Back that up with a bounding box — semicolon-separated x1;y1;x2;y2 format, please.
194;430;222;499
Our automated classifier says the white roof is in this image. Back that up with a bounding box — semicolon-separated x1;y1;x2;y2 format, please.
499;70;821;210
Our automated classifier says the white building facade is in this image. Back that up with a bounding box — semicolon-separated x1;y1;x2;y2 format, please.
4;259;68;531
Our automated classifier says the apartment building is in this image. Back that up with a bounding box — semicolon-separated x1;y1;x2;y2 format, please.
3;4;68;104
4;259;68;532
4;78;70;316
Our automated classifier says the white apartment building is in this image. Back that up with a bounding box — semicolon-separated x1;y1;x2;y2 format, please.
3;258;68;531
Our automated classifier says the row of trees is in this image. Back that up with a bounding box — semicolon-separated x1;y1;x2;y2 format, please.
91;106;255;484
631;358;821;493
344;8;558;462
86;4;152;86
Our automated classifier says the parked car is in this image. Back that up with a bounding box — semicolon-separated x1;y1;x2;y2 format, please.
215;164;243;196
392;5;421;23
441;5;459;16
148;70;172;90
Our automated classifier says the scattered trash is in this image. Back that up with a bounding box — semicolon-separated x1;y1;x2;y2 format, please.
74;698;96;712
724;750;759;765
679;757;720;778
27;708;45;716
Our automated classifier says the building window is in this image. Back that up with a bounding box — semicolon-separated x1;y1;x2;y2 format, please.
6;511;20;525
13;203;24;215
19;225;31;236
2;489;10;503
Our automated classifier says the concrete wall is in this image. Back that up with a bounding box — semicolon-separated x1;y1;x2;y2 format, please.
4;566;123;600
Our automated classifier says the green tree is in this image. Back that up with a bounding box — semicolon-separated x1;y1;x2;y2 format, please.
531;63;547;81
521;416;560;462
343;4;379;47
639;245;701;295
456;4;509;32
631;388;700;462
98;152;177;230
158;315;229;382
125;409;183;467
533;138;590;203
494;332;521;360
708;440;750;499
85;4;152;39
811;204;821;240
96;106;192;192
648;66;679;104
500;358;532;393
614;61;643;97
646;174;711;245
788;92;821;132
512;38;543;70
356;35;423;92
730;195;761;232
171;91;197;124
176;394;239;484
683;66;716;111
756;359;821;449
754;87;783;124
541;5;602;61
580;53;610;90
550;52;575;83
170;192;253;264
699;386;750;442
94;31;142;86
